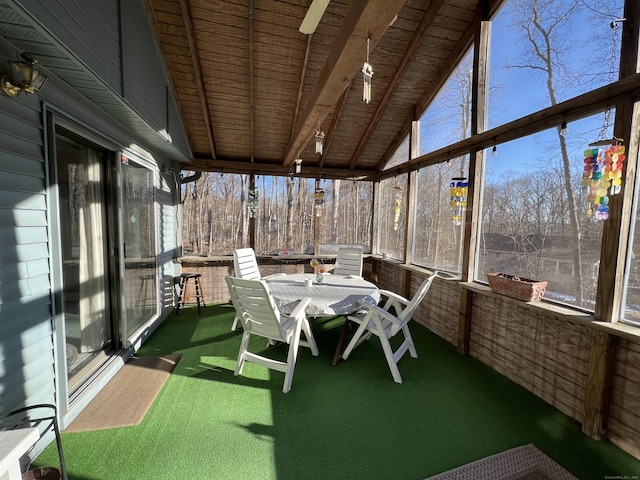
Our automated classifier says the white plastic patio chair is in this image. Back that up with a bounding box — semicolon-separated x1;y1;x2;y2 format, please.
225;276;319;393
341;271;438;383
333;247;363;276
230;247;285;330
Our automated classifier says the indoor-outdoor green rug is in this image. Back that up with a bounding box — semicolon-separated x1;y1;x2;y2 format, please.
34;304;640;480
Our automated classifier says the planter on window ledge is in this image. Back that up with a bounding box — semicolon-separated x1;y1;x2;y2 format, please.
487;272;548;302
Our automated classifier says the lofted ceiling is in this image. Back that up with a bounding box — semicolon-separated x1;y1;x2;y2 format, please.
146;0;493;180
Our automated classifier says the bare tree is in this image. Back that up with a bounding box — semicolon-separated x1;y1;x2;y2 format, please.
508;0;586;302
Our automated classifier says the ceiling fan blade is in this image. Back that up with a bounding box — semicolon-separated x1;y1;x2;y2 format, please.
299;0;330;34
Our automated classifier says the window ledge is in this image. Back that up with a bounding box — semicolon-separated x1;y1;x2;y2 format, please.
460;281;640;343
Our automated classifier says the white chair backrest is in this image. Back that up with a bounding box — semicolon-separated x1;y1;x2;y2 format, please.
397;271;438;324
333;247;363;276
225;276;285;341
233;248;261;280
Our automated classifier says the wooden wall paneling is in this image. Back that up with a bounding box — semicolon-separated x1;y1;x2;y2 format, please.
607;339;640;457
583;330;617;439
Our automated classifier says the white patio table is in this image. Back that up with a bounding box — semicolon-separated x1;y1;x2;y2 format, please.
265;273;380;365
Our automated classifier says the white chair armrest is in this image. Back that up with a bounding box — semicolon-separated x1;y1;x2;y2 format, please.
352;300;400;325
288;297;311;318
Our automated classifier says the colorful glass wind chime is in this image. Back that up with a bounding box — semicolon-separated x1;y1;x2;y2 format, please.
248;188;259;218
449;177;468;225
582;141;625;221
581;21;626;221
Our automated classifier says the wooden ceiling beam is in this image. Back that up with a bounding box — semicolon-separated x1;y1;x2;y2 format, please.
283;0;406;167
348;0;447;170
184;157;378;180
180;0;217;159
318;87;349;168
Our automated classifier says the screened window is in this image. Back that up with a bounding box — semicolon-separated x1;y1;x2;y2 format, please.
377;175;407;261
476;113;611;311
317;179;373;249
418;49;474;157
488;0;623;129
622;143;640;325
412;155;469;273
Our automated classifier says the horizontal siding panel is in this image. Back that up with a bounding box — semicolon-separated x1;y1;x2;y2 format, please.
0;152;44;178
0;171;45;194
17;363;55;400
0;242;49;266
0;258;50;286
0;303;51;341
0;209;47;227
0;334;53;378
0;131;43;159
0;226;48;246
0;295;51;330
0;273;51;305
0;190;46;210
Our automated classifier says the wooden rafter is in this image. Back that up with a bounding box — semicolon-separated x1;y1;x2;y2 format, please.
180;0;216;160
283;0;406;167
377;22;476;171
348;0;447;170
318;87;349;168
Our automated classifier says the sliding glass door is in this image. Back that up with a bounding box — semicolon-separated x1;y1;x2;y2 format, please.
57;135;114;388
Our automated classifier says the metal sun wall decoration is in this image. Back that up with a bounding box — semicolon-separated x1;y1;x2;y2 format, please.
449;177;468;226
582;142;625;221
248;189;259;218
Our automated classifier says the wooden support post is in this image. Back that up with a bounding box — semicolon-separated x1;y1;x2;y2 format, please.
457;288;473;354
314;177;321;255
456;2;490;355
403;269;411;300
583;330;617;439
249;173;256;249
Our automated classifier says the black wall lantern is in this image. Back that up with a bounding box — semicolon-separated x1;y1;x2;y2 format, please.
2;53;47;97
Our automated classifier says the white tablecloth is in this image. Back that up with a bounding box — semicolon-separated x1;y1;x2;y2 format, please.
265;273;380;316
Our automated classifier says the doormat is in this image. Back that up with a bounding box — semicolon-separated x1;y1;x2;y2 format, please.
64;354;181;432
424;444;577;480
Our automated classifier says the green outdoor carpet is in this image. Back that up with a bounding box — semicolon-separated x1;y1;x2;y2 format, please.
35;304;640;480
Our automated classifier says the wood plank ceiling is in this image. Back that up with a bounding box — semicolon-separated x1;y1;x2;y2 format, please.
146;0;483;180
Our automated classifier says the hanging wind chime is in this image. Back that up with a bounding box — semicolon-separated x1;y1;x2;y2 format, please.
393;185;403;231
449;177;468;226
362;35;373;104
315;129;325;155
582;139;625;221
581;19;627;221
248;188;259;218
314;187;325;217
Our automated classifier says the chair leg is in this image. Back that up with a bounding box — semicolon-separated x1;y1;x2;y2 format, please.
341;316;371;360
402;323;418;358
234;330;251;376
231;313;241;331
282;320;303;393
377;327;404;384
300;318;319;356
